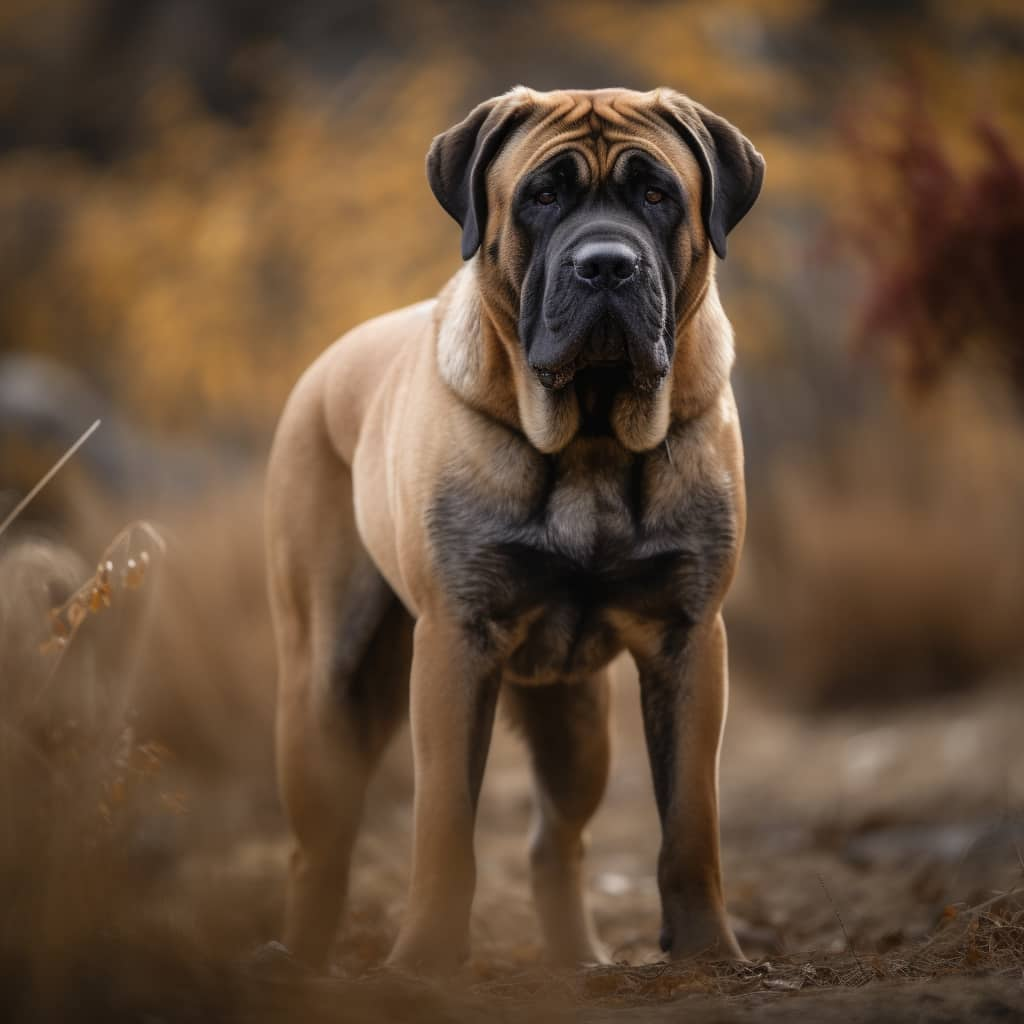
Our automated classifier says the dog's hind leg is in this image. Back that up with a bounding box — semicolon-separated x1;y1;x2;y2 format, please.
267;388;412;969
505;671;612;965
274;549;411;968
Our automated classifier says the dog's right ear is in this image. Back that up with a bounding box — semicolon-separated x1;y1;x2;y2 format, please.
427;91;531;261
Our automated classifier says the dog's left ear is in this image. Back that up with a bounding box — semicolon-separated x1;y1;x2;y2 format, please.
427;90;532;261
657;91;765;259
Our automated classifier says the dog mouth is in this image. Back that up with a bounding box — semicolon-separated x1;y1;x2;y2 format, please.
533;315;628;390
533;315;666;393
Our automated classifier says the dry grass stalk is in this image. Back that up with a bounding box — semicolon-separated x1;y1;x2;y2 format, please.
0;418;100;539
817;873;870;982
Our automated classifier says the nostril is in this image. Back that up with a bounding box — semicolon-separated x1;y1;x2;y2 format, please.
610;255;636;280
573;241;639;287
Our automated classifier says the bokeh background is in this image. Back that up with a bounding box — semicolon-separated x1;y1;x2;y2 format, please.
1;2;1023;1021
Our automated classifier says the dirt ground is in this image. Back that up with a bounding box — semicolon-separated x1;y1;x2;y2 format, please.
162;656;1024;1022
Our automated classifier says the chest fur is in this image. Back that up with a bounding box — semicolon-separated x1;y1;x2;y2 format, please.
428;434;737;683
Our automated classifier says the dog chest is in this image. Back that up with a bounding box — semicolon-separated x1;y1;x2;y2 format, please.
428;437;737;682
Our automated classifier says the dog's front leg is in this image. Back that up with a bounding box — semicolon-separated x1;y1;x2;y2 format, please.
387;613;500;972
635;612;743;961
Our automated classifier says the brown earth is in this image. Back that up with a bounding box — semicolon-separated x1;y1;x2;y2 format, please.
164;658;1024;1022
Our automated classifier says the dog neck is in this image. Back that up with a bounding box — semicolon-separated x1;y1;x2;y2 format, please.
671;278;736;423
434;261;735;452
435;262;524;430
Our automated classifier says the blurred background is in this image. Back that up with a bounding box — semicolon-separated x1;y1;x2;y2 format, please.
1;1;1023;1020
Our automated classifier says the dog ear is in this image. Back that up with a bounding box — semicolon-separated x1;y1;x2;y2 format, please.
427;92;531;261
657;91;765;259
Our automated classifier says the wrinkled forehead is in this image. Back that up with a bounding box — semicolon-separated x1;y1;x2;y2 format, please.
491;89;703;194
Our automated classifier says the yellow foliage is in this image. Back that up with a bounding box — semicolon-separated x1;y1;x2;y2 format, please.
0;61;470;432
1;2;1022;431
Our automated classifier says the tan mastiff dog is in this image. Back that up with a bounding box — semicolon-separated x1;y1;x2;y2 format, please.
265;86;764;972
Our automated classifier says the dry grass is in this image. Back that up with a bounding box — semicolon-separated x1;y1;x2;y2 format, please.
731;383;1024;707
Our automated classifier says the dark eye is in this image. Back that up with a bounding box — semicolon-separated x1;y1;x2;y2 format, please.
535;190;557;206
644;188;665;205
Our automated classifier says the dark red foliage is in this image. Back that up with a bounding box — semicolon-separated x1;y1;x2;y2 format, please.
849;103;1024;398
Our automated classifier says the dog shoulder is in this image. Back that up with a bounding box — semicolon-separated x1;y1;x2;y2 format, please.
322;299;437;463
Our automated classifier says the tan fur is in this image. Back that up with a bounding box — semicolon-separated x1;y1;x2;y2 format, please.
266;87;758;972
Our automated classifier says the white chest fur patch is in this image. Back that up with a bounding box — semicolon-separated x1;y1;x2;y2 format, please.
436;264;482;398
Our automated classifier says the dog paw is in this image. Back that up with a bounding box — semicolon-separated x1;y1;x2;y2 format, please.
547;939;612;968
660;922;745;962
241;940;317;981
385;938;469;976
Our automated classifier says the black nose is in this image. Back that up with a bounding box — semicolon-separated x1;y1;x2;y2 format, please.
573;240;638;289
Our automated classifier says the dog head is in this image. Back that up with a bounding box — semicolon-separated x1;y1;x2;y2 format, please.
428;87;763;453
